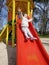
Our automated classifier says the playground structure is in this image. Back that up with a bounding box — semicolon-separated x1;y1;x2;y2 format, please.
0;0;33;47
0;0;49;65
17;18;49;65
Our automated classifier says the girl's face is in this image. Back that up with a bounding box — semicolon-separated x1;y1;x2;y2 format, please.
24;14;28;18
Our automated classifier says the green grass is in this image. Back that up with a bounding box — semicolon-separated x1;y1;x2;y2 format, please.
39;34;49;38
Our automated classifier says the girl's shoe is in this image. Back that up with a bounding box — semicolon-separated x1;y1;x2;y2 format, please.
31;37;37;40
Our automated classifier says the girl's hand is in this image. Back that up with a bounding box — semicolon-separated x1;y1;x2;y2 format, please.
28;14;32;19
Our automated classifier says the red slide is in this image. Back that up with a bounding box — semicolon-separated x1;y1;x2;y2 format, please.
16;19;49;65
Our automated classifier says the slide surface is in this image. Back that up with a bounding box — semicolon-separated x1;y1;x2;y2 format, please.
16;19;49;65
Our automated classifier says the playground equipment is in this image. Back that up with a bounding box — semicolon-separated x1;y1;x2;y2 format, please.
0;0;34;47
16;18;49;65
15;0;49;65
0;0;49;65
0;0;8;45
0;24;12;45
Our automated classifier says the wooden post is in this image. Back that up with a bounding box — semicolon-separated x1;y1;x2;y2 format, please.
12;0;15;47
31;9;33;15
28;1;30;16
6;25;8;45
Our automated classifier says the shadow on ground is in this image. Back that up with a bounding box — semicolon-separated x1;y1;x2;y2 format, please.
7;45;16;65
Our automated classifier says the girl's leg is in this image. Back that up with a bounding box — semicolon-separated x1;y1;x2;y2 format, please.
22;27;30;39
26;28;33;38
26;28;37;40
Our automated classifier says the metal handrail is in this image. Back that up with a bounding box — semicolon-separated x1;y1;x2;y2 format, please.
0;24;12;46
0;24;8;37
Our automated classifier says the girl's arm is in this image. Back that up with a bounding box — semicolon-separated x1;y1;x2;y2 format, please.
28;18;33;22
21;12;23;19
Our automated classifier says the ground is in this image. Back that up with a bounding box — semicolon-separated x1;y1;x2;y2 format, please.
7;45;16;65
0;38;49;65
0;42;16;65
43;43;49;54
40;38;49;54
